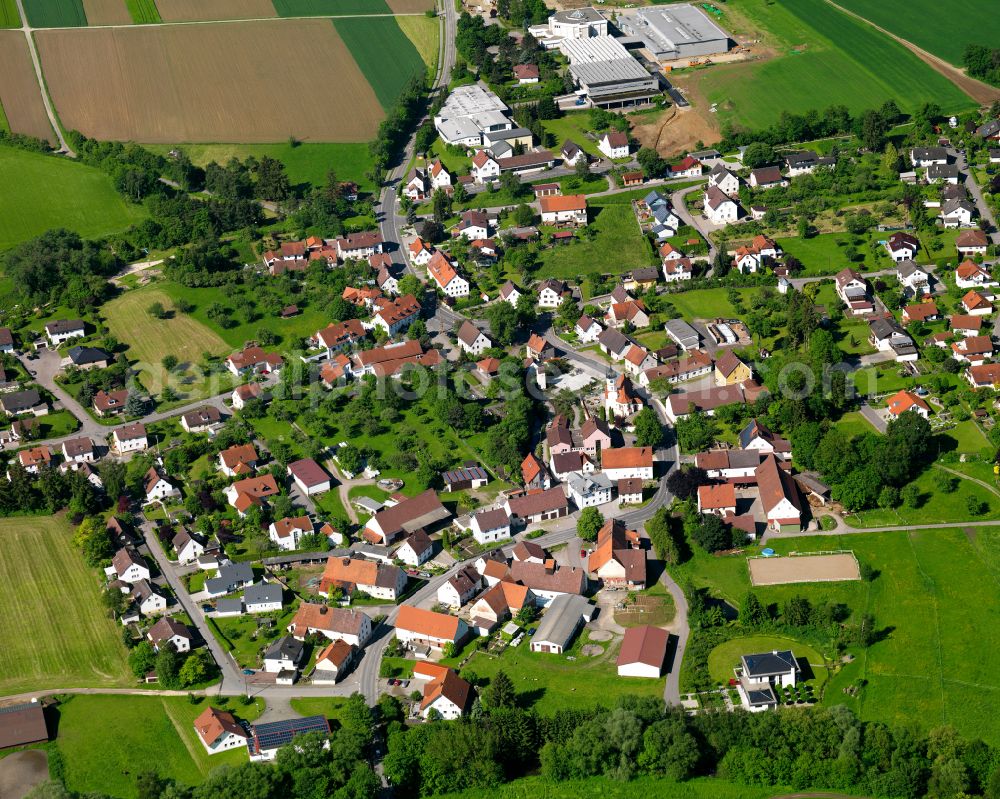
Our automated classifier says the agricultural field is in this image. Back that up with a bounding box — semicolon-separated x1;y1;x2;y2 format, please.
84;0;134;24
832;0;1000;67
386;0;435;11
536;202;655;279
22;0;88;26
0;0;19;25
56;695;265;798
688;0;974;131
674;527;1000;744
0;146;147;250
156;0;276;21
101;286;233;399
0;31;54;142
123;0;160;23
0;515;131;695
273;0;392;15
334;17;425;110
36;19;384;143
396;13;440;78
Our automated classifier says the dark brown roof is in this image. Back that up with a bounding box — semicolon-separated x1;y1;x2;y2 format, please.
0;702;48;749
509;559;585;595
368;489;450;540
506;487;569;517
182;406;222;428
287;458;330;488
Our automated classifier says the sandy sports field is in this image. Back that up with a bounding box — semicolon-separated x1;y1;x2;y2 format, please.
82;0;133;24
0;32;55;143
748;553;861;586
36;19;384;143
156;0;277;21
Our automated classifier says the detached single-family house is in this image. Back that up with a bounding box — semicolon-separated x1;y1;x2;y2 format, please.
504;486;570;524
561;139;585;166
144;467;179;503
537;278;569;309
910;147;948;167
319;556;407;602
108;547;151;583
738;649;800;712
703;185;739;224
715;351;752;386
312;640;358;684
437;565;482;608
597;131;630;160
588;519;645;588
395;529;434;567
218;443;258;478
498;281;522;306
268;515;312;551
951;314;984;337
231;382;264;410
539;194;587;226
471;150;501;183
408;238;434;267
224;474;280;515
147;617;193;653
372;294;422;336
961;289;993;316
940;198;975;228
698;482;738;517
956;230;989;257
226;347;283;377
521;453;551;490
288;603;372;647
112;422;148;453
263;635;304;676
670;155;702;178
427;252;470;299
363;489;450;546
173;530;205;564
886;232;919;262
415;663;476;719
66;345;110;370
193;707;249;754
62;436;95;464
180;406;222;434
566;471;613;509
886;389;930;419
456;321;491;355
896;260;931;296
748;166;787;190
470;507;511;544
45;319;85;347
708;164;740;197
756;455;802;532
575;314;602;343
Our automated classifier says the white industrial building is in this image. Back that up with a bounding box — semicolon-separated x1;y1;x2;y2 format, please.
529;7;608;48
617;4;731;62
562;36;660;109
434;84;514;147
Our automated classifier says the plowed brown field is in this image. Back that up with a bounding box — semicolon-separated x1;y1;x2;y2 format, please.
0;31;55;143
35;19;383;143
156;0;277;21
82;0;132;25
386;0;435;12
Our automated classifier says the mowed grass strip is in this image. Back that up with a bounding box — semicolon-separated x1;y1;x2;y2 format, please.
0;515;131;694
396;13;439;78
273;0;391;16
0;0;20;26
0;146;145;250
333;16;424;110
58;695;264;798
36;20;384;143
23;0;87;26
124;0;161;23
832;0;1000;67
536;203;654;279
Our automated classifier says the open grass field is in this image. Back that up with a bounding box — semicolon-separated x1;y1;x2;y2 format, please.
84;0;133;24
536;203;654;279
156;0;275;20
0;146;147;250
0;515;131;694
832;0;1000;67
396;13;439;78
102;286;232;398
0;32;55;142
36;19;384;143
707;635;827;685
0;0;19;25
23;0;88;26
146;142;376;192
692;0;974;131
460;630;664;716
274;0;391;15
334;17;424;111
57;695;265;798
123;0;160;23
675;528;1000;743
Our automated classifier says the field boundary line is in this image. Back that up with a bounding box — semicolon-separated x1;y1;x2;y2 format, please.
905;532;947;727
29;11;427;31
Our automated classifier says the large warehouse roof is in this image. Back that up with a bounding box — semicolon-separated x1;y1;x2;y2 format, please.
561;35;634;64
618;3;730;59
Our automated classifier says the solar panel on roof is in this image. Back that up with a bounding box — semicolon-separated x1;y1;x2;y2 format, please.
250;715;329;752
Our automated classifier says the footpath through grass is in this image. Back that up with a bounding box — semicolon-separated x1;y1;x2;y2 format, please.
0;146;147;250
0;515;131;694
57;694;264;798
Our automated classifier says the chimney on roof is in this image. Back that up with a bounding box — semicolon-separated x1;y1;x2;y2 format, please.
544;558;556;574
320;605;328;614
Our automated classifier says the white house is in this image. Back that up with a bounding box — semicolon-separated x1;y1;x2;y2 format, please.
268;516;312;552
144;467;179;504
147;617;193;653
45;319;85;347
130;580;167;616
708;164;740;197
427;252;470;298
539;194;587;226
395;529;434;567
408;238;434;267
395;606;469;651
738;649;800;712
885;232;919;262
416;664;475;720
940;199;975;228
896;260;931;296
575;314;602;343
311;640;358;684
289;603;373;648
456;321;492;355
262;636;304;675
597;131;630;160
193;707;249;755
703;186;739;225
244;582;283;613
910;147;948;167
437;565;482;609
173;530;205;565
498;281;522;306
108;547;151;583
600;446;654;481
471;151;501;183
469;507;511;545
566;471;613;508
955;260;997;289
537;279;568;308
112;423;148;454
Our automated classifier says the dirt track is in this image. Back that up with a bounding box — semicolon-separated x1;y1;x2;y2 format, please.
749;553;861;586
0;31;55;143
35;19;384;143
825;0;1000;105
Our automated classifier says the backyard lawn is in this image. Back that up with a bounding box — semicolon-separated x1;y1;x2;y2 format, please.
56;694;264;798
209;605;298;669
676;527;1000;744
536;203;654;280
707;635;828;688
0;515;131;694
459;629;664;715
